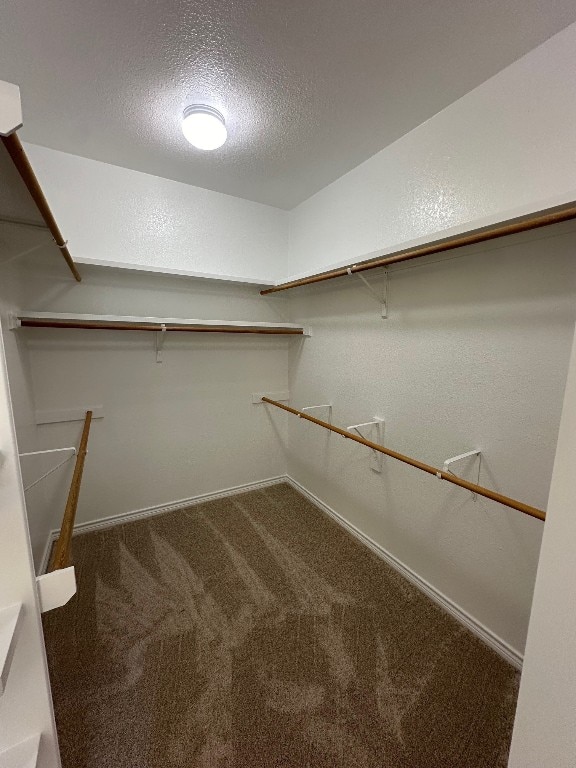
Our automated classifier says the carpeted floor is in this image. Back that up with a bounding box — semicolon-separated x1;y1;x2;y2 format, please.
43;483;519;768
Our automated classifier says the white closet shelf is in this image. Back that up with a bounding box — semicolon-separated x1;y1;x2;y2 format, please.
12;312;309;336
0;603;21;695
0;734;40;768
73;256;271;286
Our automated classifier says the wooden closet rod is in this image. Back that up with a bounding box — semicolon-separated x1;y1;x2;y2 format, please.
19;319;304;335
49;411;92;571
0;133;82;282
262;397;546;521
260;202;576;294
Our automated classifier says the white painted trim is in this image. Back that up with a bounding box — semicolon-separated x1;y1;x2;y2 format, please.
285;475;523;670
39;476;287;574
38;472;522;668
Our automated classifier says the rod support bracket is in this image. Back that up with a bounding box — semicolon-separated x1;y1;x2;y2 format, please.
348;267;388;318
7;313;21;330
442;449;482;500
347;417;385;473
155;323;167;363
302;404;332;424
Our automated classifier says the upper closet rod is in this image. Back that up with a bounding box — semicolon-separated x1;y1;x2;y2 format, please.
0;132;81;282
260;201;576;294
262;397;546;521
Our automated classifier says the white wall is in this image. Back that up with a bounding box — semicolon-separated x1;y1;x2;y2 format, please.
3;255;292;569
0;77;60;760
24;144;289;284
282;227;576;656
0;231;61;575
0;321;61;768
287;22;576;281
508;300;576;767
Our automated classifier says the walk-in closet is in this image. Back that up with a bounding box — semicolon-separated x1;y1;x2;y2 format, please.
1;4;576;767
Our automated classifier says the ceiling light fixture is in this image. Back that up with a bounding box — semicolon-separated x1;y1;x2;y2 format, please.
181;105;227;150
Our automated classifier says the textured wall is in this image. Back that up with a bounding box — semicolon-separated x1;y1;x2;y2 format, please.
282;229;576;655
5;258;292;568
287;23;576;282
24;144;289;284
4;2;575;207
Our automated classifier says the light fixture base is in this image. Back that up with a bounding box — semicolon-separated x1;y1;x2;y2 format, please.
182;105;227;150
183;104;225;122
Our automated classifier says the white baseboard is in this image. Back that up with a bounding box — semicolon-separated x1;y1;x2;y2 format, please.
40;472;523;668
38;476;287;575
285;476;523;670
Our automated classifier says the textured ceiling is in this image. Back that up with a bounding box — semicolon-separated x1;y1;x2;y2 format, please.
1;1;576;209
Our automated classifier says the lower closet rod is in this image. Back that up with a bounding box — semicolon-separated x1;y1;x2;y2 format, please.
49;411;93;571
262;397;546;521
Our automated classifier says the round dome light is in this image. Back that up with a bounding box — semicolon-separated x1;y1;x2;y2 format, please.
182;105;227;150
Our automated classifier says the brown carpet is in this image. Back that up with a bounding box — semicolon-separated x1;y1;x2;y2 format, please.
43;483;519;768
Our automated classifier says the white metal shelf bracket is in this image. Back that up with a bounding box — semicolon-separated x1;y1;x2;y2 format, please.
301;404;332;424
347;417;385;472
19;447;76;458
442;449;482;500
19;447;77;493
155;323;167;363
347;266;388;318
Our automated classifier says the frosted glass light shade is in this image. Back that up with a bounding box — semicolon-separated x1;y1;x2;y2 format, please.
182;105;227;150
